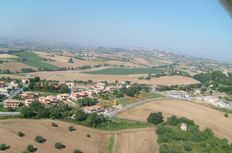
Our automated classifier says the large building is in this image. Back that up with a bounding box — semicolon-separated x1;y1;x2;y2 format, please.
4;99;21;108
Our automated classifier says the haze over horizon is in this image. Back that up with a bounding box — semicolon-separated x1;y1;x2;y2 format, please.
0;0;231;61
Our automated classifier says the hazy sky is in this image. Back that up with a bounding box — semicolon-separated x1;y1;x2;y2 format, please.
0;0;231;61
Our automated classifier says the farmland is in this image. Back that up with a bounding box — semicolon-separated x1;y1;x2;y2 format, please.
30;70;199;85
0;119;158;153
84;67;168;75
13;51;58;70
117;99;232;142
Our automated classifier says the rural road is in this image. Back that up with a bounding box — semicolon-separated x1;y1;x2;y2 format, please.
106;97;166;118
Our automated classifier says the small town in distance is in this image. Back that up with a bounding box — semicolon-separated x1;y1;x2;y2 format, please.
0;0;232;153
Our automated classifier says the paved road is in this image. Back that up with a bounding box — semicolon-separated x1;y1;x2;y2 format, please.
0;112;20;116
106;97;166;118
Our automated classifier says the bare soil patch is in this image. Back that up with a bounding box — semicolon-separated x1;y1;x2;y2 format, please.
0;62;34;72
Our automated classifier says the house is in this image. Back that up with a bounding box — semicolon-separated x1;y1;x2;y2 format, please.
0;81;7;88
24;99;35;106
39;96;57;105
10;81;18;87
20;92;39;99
21;78;29;84
4;99;21;108
180;123;187;131
84;105;104;113
57;93;69;101
71;91;88;99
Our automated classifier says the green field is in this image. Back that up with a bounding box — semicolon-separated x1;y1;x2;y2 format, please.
13;51;58;70
84;67;168;75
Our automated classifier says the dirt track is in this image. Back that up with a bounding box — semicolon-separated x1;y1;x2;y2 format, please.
118;99;232;142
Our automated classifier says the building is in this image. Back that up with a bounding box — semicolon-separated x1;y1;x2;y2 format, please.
21;78;29;84
180;123;187;131
4;99;21;108
84;105;104;113
39;96;57;105
0;81;7;88
24;99;35;106
20;92;39;99
57;93;69;101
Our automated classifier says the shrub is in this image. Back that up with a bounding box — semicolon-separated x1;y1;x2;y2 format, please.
86;134;91;138
54;143;65;149
51;122;58;127
224;113;229;118
68;126;76;132
0;144;10;150
35;136;46;143
18;131;25;137
184;144;192;151
26;144;37;152
147;112;163;125
73;149;83;153
74;109;88;121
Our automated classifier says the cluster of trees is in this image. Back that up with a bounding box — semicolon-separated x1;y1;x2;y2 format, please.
121;84;150;97
73;109;108;127
77;97;98;106
20;102;108;128
21;68;36;73
0;69;11;74
157;84;201;92
147;112;163;125
156;115;232;153
194;71;232;94
27;77;70;93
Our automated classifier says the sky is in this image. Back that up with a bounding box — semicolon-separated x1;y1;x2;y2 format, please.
0;0;231;61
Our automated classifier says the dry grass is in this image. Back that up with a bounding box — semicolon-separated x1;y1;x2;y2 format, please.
0;54;18;59
0;119;108;153
113;128;158;153
30;70;199;85
0;119;159;153
0;62;34;72
118;99;232;142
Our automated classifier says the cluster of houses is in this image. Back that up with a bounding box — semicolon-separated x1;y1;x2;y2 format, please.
0;80;19;97
2;80;126;112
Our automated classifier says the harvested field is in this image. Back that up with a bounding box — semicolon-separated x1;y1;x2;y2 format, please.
113;128;158;153
0;74;23;79
118;99;232;142
35;51;100;67
30;70;199;85
0;62;34;72
0;54;18;59
0;119;158;153
0;119;108;153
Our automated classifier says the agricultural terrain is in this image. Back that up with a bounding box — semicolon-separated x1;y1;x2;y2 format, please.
30;70;199;85
0;119;158;153
117;99;232;142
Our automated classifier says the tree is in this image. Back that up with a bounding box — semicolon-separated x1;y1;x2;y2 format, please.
68;58;74;63
35;136;46;143
0;144;9;151
147;112;163;125
74;109;88;121
86;113;107;127
78;97;97;106
17;131;25;137
26;144;37;152
73;149;83;153
55;143;66;149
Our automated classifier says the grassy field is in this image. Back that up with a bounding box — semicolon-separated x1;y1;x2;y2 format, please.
13;51;58;70
84;67;168;75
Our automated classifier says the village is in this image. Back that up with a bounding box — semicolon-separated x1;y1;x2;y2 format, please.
1;75;232;118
